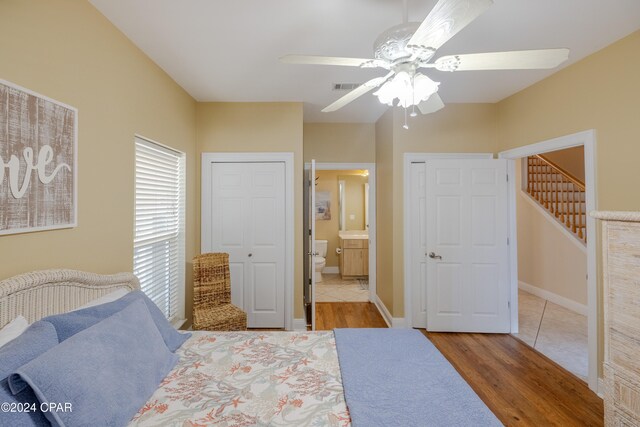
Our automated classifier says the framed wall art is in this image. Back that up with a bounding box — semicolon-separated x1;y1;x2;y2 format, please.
315;191;331;221
0;79;77;235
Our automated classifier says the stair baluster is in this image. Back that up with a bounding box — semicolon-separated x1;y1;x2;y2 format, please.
553;168;559;216
543;163;548;209
525;154;586;244
571;185;578;233
527;157;533;195
559;175;566;224
536;158;541;202
568;180;573;227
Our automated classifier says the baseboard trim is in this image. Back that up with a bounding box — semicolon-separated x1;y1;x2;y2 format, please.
292;318;308;331
597;377;604;399
322;266;339;274
392;317;407;329
374;296;392;328
519;281;588;316
373;296;407;329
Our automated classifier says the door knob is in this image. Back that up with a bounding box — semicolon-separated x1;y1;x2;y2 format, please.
307;251;320;256
428;252;442;260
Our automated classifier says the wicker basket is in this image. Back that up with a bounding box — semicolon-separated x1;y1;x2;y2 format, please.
192;253;247;331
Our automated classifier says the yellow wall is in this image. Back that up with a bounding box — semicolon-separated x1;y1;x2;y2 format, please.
497;29;640;376
0;0;197;301
304;123;375;163
315;170;367;268
542;146;585;183
516;161;587;305
195;102;304;318
498;31;640;211
375;109;395;310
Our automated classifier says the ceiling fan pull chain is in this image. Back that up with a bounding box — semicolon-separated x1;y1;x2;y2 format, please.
410;74;418;117
403;107;409;130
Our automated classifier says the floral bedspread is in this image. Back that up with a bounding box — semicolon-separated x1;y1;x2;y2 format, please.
129;331;351;427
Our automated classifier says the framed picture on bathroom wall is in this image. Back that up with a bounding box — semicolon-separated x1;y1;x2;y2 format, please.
0;79;78;236
315;191;331;220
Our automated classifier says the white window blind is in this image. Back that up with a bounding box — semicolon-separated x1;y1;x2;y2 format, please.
134;137;185;323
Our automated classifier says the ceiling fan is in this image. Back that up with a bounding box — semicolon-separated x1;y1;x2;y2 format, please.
281;0;569;122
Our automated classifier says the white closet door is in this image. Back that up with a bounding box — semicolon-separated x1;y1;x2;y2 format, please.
425;159;510;333
207;162;286;328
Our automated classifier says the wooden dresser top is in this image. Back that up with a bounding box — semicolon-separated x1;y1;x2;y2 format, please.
591;211;640;222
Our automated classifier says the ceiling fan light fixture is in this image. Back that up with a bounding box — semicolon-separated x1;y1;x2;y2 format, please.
281;0;569;117
373;22;422;63
374;71;440;108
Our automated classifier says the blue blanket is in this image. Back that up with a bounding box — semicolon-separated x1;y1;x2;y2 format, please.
0;321;59;427
333;329;502;427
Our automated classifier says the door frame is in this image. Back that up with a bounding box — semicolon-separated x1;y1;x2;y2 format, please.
498;130;598;392
305;162;377;303
403;153;494;329
201;152;294;331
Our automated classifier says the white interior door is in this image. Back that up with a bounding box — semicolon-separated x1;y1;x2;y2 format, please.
411;162;429;328
309;160;317;331
364;183;370;230
426;159;510;333
207;161;286;328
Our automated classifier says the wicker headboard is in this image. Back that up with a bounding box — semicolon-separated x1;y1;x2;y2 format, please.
0;269;140;328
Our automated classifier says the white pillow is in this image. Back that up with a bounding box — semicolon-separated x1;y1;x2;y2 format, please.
75;288;130;310
0;315;29;349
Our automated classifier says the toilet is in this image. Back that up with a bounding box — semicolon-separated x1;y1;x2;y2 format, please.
314;240;328;283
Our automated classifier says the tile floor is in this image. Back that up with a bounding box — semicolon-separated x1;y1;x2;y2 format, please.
513;289;588;380
315;273;369;302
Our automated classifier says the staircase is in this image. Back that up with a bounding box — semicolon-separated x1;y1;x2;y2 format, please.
526;155;586;243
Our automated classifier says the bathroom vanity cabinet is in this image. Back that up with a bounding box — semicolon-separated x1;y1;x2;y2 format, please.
339;238;369;278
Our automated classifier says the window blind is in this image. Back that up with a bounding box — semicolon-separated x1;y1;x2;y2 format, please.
134;137;185;322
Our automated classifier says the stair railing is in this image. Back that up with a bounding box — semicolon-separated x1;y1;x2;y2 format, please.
526;155;586;243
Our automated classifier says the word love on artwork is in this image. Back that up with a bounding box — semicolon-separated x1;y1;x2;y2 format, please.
0;145;71;199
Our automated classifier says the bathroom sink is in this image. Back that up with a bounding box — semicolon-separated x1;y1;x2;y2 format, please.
339;231;369;240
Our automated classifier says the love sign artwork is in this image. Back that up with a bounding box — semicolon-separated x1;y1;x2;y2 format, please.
0;80;77;235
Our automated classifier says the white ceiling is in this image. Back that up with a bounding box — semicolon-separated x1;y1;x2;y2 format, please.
90;0;640;123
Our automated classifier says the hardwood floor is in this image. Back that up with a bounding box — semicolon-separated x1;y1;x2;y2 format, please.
313;303;603;426
315;302;387;330
425;331;604;426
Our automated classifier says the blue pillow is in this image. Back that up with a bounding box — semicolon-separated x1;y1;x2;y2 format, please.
0;321;59;426
42;290;190;351
9;299;179;427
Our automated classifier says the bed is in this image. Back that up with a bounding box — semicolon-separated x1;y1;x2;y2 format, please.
0;269;501;427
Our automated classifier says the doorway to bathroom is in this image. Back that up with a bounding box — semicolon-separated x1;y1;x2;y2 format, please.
303;162;376;330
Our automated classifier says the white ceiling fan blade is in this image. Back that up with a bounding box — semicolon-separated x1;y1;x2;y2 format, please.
408;0;493;51
280;55;373;67
417;93;445;115
435;48;570;71
322;72;394;113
